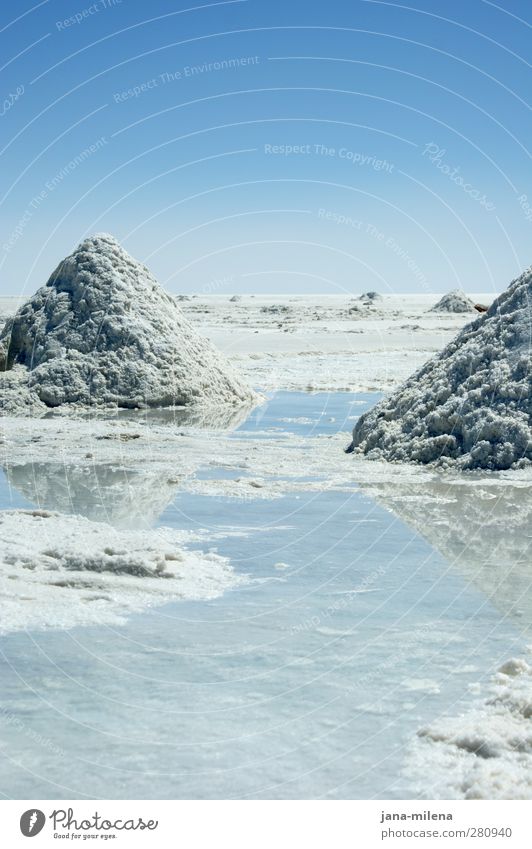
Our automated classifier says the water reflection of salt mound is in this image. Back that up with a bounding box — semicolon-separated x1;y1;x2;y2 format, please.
0;233;256;415
6;463;178;529
111;400;254;430
38;397;255;429
3;398;256;525
361;476;532;627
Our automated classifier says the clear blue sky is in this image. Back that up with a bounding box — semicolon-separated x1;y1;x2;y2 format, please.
0;0;531;296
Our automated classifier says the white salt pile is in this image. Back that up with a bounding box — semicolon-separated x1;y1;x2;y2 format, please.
348;266;532;469
407;655;532;799
0;510;242;632
0;233;256;414
260;304;291;314
430;289;475;313
359;291;382;303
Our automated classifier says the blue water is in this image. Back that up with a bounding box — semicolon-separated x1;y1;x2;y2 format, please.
0;392;528;799
235;390;375;438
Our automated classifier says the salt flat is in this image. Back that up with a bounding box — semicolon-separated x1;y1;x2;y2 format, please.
1;289;530;802
1;292;492;395
179;293;494;393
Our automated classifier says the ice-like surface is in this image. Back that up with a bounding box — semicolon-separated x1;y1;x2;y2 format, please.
0;392;529;799
0;510;242;633
0;391;389;506
361;472;532;799
359;475;532;627
407;654;532;799
430;289;476;313
0;234;256;414
351;266;532;469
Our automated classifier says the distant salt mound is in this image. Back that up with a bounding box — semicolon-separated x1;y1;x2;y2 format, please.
430;289;475;313
0;234;256;413
348;266;532;470
359;291;382;303
260;304;291;314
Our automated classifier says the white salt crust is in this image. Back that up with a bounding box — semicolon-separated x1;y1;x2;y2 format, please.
0;510;242;633
408;654;532;800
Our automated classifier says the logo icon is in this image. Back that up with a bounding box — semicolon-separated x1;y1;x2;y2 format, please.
20;810;45;837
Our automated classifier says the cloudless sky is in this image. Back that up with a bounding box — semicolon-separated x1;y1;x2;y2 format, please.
0;0;531;296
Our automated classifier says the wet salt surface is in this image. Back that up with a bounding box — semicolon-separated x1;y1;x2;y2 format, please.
0;392;529;799
234;390;378;438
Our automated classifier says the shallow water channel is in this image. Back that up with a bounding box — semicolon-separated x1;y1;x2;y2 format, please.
0;392;529;799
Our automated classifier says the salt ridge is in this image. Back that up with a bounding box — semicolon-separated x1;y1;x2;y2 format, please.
0;510;243;633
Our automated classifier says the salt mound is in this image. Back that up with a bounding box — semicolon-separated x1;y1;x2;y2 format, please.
359;291;382;302
260;304;291;314
0;234;256;412
348;266;532;469
430;289;475;313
